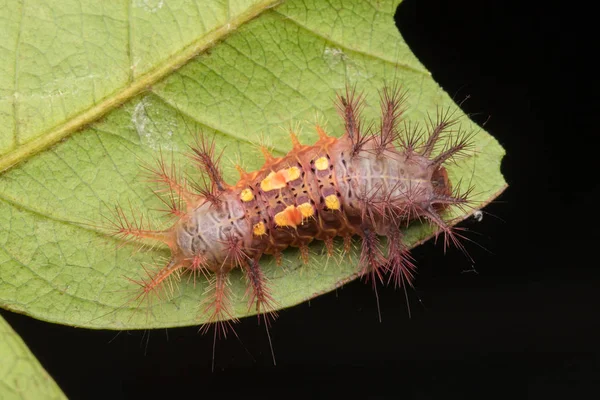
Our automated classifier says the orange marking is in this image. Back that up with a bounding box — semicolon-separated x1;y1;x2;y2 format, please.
316;124;328;139
235;164;248;179
260;146;275;163
290;131;301;148
261;171;286;191
274;205;303;228
260;167;301;192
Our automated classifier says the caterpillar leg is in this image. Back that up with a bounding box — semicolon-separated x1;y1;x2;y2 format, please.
122;258;188;325
386;230;417;289
199;269;238;338
299;243;310;264
358;228;387;288
241;258;278;365
241;258;278;320
197;268;239;372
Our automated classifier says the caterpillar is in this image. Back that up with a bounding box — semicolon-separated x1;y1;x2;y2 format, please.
111;84;474;335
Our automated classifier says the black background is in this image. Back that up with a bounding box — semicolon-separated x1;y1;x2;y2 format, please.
2;0;598;398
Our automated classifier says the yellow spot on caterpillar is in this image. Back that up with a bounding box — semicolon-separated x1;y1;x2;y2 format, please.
260;167;301;192
240;188;254;202
274;205;303;227
253;221;266;236
315;156;329;171
283;166;301;182
325;194;340;210
297;202;314;218
274;212;288;227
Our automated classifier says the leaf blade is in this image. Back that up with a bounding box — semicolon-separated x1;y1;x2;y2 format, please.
0;0;280;170
0;0;506;329
0;315;67;399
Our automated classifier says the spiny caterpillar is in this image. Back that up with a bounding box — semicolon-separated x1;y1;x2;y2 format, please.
111;84;474;335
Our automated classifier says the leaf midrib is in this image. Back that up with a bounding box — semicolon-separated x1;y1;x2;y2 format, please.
0;0;427;175
0;0;282;173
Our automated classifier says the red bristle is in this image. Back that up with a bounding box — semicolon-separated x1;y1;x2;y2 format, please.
189;133;227;192
335;84;369;155
374;84;407;154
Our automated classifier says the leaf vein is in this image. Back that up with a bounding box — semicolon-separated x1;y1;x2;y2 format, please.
273;8;426;75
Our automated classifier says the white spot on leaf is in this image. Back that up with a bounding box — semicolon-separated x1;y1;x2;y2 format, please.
133;0;164;13
131;96;177;150
323;46;346;68
323;46;372;82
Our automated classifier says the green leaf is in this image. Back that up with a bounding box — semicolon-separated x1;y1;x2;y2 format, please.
0;315;66;399
0;0;506;329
